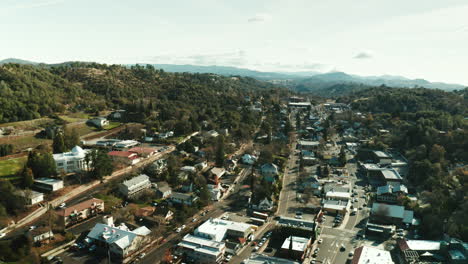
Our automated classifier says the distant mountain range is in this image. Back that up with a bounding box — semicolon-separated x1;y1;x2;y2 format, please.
1;58;465;92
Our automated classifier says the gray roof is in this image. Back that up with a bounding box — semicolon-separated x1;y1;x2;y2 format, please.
121;174;150;189
381;169;402;181
374;151;391;158
377;184;408;195
87;223;148;249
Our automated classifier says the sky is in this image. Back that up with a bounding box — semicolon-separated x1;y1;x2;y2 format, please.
1;0;467;84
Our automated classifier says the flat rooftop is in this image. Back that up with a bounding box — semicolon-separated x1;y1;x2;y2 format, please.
281;236;310;252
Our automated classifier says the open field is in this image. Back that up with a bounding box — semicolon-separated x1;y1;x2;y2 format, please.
0;135;52;151
0;117;55;130
0;156;27;180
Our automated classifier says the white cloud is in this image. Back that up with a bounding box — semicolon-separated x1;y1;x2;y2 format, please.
247;13;272;23
353;51;374;59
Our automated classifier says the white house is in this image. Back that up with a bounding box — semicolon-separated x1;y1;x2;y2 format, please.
177;234;226;264
119;174;152;197
30;227;54;244
87;222;151;261
53;146;91;174
170;192;199;206
252;197;273;211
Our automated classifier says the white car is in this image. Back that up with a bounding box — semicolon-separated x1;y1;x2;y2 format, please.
59;203;66;208
175;227;182;233
0;233;5;238
29;226;36;230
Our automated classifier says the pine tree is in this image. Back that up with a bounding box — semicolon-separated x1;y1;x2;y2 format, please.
215;135;225;167
20;166;34;188
52;132;67;153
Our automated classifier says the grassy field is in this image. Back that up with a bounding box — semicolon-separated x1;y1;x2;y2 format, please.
0;117;55;130
0;135;52;151
0;156;27;180
103;122;121;130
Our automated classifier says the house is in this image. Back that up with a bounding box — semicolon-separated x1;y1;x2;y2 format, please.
181;166;197;174
351;246;394;264
195;161;208;171
376;184;408;203
208;184;222;201
371;203;414;226
128;147;157;158
154;206;174;223
170;192;199;206
86;220;151;262
155;181;172;199
108;151;140;165
119;174;152;198
53;146;91;174
16;190;44;205
298;140;320;150
280;236;311;260
149;159;167;174
225;159;237;171
252;197;273;212
241;154;257;165
157;131;174;139
210;167;226;180
87;117;109;128
29;227;54;245
56;198;104;227
205;130;219;138
108;110;126;120
194;218;255;242
260;163;279;182
177;234;226;264
34;178;63;192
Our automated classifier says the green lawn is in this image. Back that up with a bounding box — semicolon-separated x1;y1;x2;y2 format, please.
0;117;55;130
0;157;27;180
0;135;52;151
103;122;121;130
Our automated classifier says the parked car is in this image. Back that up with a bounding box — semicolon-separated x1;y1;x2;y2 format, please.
59;203;66;208
29;226;36;230
0;233;5;238
318;239;323;244
340;244;346;251
349;251;354;257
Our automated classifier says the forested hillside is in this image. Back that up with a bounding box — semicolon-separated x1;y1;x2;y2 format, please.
339;87;468;240
0;63;286;131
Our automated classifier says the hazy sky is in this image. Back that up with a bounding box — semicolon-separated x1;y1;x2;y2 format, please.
1;0;467;84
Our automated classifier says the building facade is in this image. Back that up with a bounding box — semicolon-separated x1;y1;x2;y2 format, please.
53;146;91;174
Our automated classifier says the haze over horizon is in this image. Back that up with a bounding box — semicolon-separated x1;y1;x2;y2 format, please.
1;0;467;84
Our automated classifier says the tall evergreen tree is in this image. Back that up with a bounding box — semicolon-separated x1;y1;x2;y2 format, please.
52;132;67;154
215;135;225;167
19;166;34;188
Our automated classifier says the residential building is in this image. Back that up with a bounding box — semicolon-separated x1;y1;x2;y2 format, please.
53;146;91;174
87;222;151;262
108;110;126;120
119;174;151;197
108;151;140;165
170;192;199;206
194;218;255;242
288;102;312;108
128;147;157;157
154;206;174;223
376;184;408;203
371;203;414;225
225;159;237;171
177;234;226;264
298;140;319;150
351;246;394;264
16;190;43;205
208;184;222;201
241;154;257;165
210;167;226;180
34;178;63;192
204;130;219;138
29;227;54;245
195;161;208;170
149;159;167;174
260;163;279;182
252;198;273;212
87;117;109;128
155;181;172;199
242;254;300;264
181;166;197;174
57;198;104;227
280;236;311;260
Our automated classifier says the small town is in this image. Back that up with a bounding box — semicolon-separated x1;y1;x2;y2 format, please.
1;1;467;264
1;93;466;264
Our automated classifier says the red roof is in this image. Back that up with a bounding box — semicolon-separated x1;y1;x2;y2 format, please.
56;198;103;217
128;147;157;154
108;151;136;158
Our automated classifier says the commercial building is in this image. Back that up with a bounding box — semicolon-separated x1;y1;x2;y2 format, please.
325;191;351;201
322;200;349;215
372;151;392;165
177;234;226;264
119;174;152;197
351;246;394;264
194;218;255;242
242;254;300;264
34;178;64;192
280;236;311;260
53;146;91;174
87;221;151;262
298;140;320;150
56;198;104;227
376;184;408;203
371;203;414;225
